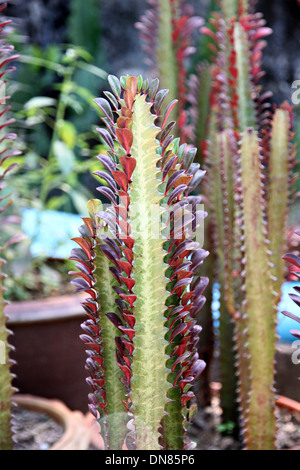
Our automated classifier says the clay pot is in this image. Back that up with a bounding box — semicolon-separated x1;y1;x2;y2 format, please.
13;394;104;450
6;294;90;413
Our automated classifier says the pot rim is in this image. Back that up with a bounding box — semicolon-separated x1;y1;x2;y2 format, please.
6;294;86;326
12;393;91;450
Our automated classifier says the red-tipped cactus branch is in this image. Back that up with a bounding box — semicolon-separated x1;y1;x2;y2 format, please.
197;3;296;449
70;75;209;450
136;0;203;141
0;2;20;451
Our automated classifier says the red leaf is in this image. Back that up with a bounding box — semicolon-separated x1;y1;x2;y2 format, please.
123;247;133;264
123;237;135;250
119;294;137;308
120;276;135;292
71;237;92;260
111;170;129;191
116;128;133;155
117;260;132;277
81;217;95;237
124;89;134;109
120;155;137;180
119;365;131;383
162;99;178;129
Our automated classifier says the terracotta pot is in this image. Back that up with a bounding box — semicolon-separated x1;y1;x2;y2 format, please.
6;294;90;413
13;394;104;450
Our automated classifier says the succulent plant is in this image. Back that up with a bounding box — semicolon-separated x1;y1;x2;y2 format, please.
70;75;209;450
0;2;20;451
136;0;203;141
198;4;296;449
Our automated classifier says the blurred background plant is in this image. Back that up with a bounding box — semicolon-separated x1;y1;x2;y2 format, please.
1;0;108;301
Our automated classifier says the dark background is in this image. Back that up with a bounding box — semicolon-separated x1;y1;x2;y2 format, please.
5;0;300;106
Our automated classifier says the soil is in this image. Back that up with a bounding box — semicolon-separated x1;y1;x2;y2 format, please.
189;396;300;450
12;396;300;451
12;407;64;450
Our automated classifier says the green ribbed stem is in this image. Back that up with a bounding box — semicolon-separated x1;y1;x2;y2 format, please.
129;94;169;450
157;0;178;124
240;130;277;450
0;257;13;450
234;22;256;130
267;108;290;302
93;242;128;450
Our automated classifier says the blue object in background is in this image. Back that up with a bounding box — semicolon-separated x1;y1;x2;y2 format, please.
277;282;300;343
21;208;83;259
212;282;300;344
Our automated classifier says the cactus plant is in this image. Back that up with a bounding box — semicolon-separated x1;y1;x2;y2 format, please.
70;75;209;450
0;2;20;451
136;0;203;141
198;4;296;449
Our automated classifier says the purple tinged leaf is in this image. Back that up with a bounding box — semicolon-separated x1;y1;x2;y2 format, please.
99;244;120;267
283;253;300;269
172;240;199;259
186;169;206;195
167;184;187;206
104;91;119;111
161;135;174;157
166;170;185;193
190;295;206;316
153;89;169;115
290;330;300;339
167;305;185;320
282;310;300;325
157;121;176;144
97;127;114;152
94;98;114;124
70;247;89;263
170;261;192;280
71;277;92;291
93;170;117;191
161;99;178;129
182;16;204;37
190;359;206;379
183;147;197;171
172;278;192;294
170;323;188;342
148;78;160;101
162;155;178;180
193;277;209;298
191;249;209;270
106;312;124;329
289;294;300;308
96;186;117;205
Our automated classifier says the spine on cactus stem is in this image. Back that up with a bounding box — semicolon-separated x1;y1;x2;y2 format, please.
73;74;209;450
0;2;20;451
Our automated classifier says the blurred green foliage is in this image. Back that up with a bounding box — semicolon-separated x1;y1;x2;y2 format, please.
5;42;107;214
1;0;109;300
